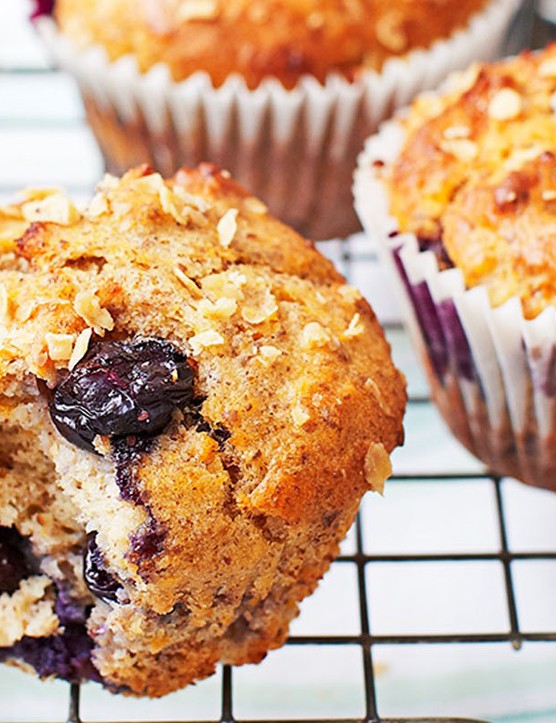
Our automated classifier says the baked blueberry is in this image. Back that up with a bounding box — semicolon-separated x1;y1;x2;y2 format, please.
48;337;194;451
84;534;124;604
0;528;32;595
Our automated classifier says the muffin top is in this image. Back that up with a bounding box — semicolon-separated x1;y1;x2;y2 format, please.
52;0;489;88
0;164;405;616
384;45;556;320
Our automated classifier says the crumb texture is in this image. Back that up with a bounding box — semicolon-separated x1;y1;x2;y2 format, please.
0;164;405;696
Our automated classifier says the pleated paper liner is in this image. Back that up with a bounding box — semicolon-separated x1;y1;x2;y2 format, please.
37;0;518;240
354;116;556;492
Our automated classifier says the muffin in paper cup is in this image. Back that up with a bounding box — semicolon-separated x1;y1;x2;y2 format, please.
34;0;519;240
354;46;556;492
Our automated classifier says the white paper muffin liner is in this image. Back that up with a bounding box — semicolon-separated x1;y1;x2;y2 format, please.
36;0;519;240
354;111;556;491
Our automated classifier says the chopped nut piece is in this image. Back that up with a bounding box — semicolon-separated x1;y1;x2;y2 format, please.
494;186;518;208
173;186;211;213
300;321;332;349
69;328;93;371
375;13;407;52
338;285;361;302
343;313;364;338
539;57;556;78
364;376;395;417
291;404;310;428
22;194;80;226
96;174;119;192
241;291;278;324
73;291;114;335
542;189;556;201
86;192;110;219
443;125;471;140
439;138;478;162
45;333;75;362
504;144;543;172
217;209;239;247
487;88;522;121
243;197;268;215
258;345;282;362
227;271;247;288
444;64;480;95
176;0;218;21
198;297;237;319
189;329;225;356
364;442;392;494
173;267;203;297
202;271;246;300
159;184;206;225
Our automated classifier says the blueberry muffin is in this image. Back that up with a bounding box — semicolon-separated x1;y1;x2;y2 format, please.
34;0;518;239
354;45;556;491
0;164;405;696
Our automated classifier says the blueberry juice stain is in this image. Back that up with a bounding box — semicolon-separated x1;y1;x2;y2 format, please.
0;527;34;594
47;335;231;587
47;336;199;588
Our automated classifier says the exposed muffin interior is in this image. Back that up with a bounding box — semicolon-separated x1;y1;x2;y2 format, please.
0;165;405;696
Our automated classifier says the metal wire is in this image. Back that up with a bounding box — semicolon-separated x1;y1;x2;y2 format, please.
61;427;556;723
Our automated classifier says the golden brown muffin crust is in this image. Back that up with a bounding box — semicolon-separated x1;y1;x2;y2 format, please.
54;0;489;88
386;45;556;319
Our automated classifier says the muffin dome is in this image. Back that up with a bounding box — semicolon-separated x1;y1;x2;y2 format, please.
0;165;405;696
54;0;489;88
387;45;556;320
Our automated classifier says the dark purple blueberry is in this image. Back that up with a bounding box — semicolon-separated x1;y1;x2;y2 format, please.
110;436;167;575
30;0;55;19
111;433;153;505
0;528;32;594
48;337;195;452
84;533;124;604
0;625;100;684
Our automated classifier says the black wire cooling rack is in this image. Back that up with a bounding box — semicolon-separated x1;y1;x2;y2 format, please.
2;1;556;721
60;462;556;723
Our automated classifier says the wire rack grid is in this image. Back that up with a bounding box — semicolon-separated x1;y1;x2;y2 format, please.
62;462;556;723
1;1;556;722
